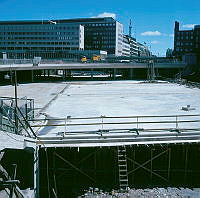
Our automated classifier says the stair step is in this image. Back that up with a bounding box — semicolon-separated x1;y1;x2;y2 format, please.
120;176;128;178
120;173;127;176
120;183;128;185
120;184;128;187
118;150;126;152
118;154;125;157
119;159;126;162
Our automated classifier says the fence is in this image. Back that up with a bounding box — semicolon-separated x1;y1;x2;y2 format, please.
0;97;34;135
31;114;200;136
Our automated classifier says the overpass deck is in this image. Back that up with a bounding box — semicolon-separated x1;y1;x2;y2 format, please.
0;62;186;72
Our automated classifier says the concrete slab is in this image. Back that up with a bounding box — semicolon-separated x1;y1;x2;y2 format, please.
1;80;200;147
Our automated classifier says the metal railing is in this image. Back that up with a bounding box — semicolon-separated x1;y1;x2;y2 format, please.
31;114;200;136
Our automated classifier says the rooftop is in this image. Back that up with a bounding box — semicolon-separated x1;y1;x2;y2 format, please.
1;80;200;148
0;17;116;25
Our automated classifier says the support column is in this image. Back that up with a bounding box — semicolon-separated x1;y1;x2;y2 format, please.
131;147;135;184
91;69;94;80
113;68;116;80
62;69;65;81
53;150;58;197
109;71;112;78
64;69;67;81
66;70;71;80
31;70;34;82
168;148;171;181
184;147;188;184
54;69;58;75
44;70;46;77
150;148;153;182
34;146;40;198
129;68;134;80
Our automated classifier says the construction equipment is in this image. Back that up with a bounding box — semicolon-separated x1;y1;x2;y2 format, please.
92;55;101;62
81;56;87;63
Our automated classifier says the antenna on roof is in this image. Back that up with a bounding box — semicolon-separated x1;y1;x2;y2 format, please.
129;19;132;37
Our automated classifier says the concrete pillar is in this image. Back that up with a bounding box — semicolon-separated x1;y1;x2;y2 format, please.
47;70;50;78
31;70;34;82
91;69;94;80
64;69;67;80
54;69;58;75
62;69;65;80
129;68;134;80
34;146;40;198
66;70;71;79
113;68;116;80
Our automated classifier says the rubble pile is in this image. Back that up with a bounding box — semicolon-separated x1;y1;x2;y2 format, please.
80;187;200;198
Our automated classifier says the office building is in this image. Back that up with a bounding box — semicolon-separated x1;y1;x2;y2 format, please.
81;17;123;56
174;21;200;63
0;20;84;59
125;35;138;57
122;35;130;56
0;17;124;59
137;42;150;57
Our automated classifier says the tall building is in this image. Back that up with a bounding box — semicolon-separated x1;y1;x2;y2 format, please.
128;36;138;57
0;20;84;59
0;17;124;59
83;17;123;56
122;35;130;56
174;21;200;63
137;42;150;57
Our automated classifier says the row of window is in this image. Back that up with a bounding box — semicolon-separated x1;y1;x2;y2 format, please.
176;31;193;35
86;45;115;48
91;41;115;44
175;42;193;46
175;48;193;52
88;32;116;36
0;25;80;31
0;36;79;40
86;23;115;27
91;36;115;41
86;31;116;36
176;36;193;40
0;41;79;45
0;47;79;51
123;48;130;52
0;31;79;35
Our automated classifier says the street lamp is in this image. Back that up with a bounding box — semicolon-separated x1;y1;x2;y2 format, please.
4;70;18;133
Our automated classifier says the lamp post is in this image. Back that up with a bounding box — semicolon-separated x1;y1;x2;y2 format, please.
4;70;18;133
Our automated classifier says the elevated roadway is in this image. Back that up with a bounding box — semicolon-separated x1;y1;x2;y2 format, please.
0;62;187;72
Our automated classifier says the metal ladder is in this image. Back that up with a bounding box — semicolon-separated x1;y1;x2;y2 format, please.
117;146;129;191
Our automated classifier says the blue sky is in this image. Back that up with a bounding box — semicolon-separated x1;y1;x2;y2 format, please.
0;0;200;56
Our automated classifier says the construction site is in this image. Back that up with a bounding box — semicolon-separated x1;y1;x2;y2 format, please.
0;77;200;197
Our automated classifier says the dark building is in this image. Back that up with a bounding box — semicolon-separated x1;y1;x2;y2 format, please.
174;21;200;63
83;17;123;56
